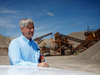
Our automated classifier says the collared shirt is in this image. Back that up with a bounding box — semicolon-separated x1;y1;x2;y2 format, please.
8;35;40;67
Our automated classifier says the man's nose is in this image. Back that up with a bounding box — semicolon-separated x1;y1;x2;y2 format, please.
31;28;34;31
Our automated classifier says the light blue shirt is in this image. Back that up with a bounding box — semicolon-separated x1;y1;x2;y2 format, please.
8;35;40;67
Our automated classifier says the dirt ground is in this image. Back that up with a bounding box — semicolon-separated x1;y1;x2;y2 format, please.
0;55;100;74
45;55;100;74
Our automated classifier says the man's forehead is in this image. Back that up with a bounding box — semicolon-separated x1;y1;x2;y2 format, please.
26;23;34;27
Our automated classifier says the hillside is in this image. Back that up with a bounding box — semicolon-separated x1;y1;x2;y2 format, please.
0;34;13;47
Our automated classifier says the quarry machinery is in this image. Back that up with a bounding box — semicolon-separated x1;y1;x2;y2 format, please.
33;28;100;56
52;32;84;55
52;32;70;55
72;28;100;53
33;32;52;55
52;28;100;55
33;32;52;44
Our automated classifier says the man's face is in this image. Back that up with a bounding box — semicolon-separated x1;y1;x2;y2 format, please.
21;23;34;40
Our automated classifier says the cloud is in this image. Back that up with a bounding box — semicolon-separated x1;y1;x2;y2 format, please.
6;24;17;29
47;12;54;16
0;18;11;25
0;18;17;29
0;26;7;29
0;11;19;13
0;7;20;13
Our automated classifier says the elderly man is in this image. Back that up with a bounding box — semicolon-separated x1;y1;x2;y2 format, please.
8;19;49;67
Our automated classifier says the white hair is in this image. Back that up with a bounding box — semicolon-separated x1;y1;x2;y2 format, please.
19;19;34;28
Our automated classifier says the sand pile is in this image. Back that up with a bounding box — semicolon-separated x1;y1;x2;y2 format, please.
68;31;85;47
68;31;85;40
74;41;100;62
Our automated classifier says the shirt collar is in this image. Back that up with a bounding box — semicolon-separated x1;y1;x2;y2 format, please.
21;34;32;44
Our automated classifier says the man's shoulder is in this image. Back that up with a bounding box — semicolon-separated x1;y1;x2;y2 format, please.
10;36;22;44
9;37;22;48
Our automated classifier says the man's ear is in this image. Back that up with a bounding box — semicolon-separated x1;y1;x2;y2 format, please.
20;27;24;32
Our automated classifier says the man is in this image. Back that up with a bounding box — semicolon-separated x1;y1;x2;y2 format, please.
8;19;49;67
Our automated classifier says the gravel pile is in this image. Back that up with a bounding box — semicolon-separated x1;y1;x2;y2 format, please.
74;41;100;62
68;31;85;47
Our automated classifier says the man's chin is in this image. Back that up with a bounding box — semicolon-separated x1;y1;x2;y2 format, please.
30;34;33;37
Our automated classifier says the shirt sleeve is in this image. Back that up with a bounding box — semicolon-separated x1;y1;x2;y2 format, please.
8;40;38;67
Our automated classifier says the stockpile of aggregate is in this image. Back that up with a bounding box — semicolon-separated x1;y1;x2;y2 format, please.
74;41;100;62
68;31;85;47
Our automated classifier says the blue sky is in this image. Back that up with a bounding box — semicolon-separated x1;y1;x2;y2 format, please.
0;0;100;39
